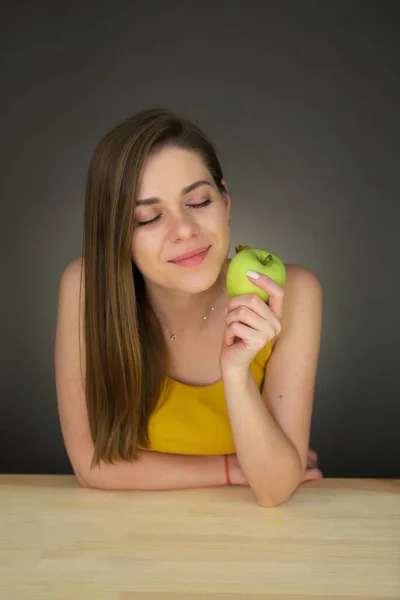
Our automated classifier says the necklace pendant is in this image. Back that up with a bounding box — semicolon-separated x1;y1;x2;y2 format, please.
170;334;177;341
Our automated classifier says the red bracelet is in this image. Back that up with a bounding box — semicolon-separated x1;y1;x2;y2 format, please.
224;454;231;486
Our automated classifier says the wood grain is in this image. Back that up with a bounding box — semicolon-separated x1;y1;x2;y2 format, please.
0;477;399;599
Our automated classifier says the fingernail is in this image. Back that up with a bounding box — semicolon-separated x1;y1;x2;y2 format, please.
247;270;260;279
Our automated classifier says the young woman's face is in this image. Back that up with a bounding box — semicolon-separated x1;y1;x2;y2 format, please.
132;146;231;293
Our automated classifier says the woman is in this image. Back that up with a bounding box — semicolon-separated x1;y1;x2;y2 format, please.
55;107;323;507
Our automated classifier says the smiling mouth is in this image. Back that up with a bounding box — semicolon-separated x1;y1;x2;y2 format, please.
170;245;211;263
169;246;211;267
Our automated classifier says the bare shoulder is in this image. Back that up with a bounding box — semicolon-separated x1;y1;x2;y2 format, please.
283;263;322;296
272;264;321;345
267;264;322;356
56;256;86;342
60;256;85;288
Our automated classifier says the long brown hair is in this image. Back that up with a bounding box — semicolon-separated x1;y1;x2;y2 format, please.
80;107;227;469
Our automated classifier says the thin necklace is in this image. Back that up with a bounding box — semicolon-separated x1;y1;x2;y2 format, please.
151;279;226;341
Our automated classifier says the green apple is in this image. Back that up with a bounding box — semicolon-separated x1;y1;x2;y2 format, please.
226;244;286;302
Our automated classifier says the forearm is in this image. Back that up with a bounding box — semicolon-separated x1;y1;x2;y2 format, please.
82;450;227;491
222;368;302;507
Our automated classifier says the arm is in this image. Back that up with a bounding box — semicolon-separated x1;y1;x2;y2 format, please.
82;451;228;491
222;265;323;507
55;259;242;492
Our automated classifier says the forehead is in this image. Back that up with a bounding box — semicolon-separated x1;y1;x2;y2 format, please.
137;147;211;200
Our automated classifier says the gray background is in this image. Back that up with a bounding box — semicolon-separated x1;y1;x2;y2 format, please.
1;1;399;477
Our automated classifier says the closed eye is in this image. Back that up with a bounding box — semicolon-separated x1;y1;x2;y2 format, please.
136;198;212;227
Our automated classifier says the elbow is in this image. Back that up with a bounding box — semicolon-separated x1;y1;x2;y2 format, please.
255;464;303;508
75;472;89;487
76;467;102;489
76;470;103;489
258;499;279;508
77;475;89;488
75;464;114;491
256;491;289;508
73;462;92;488
75;468;90;488
73;452;104;489
256;485;297;508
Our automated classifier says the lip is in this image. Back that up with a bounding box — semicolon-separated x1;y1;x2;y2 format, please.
169;245;211;263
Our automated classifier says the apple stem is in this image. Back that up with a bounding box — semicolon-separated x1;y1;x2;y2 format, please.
235;244;250;254
260;254;273;266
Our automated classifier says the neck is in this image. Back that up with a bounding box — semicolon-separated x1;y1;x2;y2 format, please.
146;262;228;335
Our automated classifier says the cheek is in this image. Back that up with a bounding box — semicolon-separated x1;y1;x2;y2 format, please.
131;228;160;263
205;206;226;230
209;211;230;237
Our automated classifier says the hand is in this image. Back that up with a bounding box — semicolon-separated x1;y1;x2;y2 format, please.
301;448;323;483
220;271;284;375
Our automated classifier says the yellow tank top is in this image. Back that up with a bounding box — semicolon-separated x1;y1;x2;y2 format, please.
146;341;273;455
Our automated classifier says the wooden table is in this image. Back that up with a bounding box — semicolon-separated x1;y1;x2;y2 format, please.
1;476;399;599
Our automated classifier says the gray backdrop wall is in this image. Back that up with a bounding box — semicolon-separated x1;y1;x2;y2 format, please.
2;1;399;477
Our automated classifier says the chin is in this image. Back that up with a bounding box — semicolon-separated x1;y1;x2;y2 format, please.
176;273;215;294
185;264;226;293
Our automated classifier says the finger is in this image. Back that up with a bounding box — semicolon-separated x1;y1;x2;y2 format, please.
307;449;318;468
247;272;285;315
226;316;277;349
224;323;240;347
227;293;273;320
226;304;275;332
226;298;281;339
301;468;323;483
225;321;266;349
307;457;318;469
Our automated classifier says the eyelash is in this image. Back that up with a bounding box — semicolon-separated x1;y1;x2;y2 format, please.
136;198;212;227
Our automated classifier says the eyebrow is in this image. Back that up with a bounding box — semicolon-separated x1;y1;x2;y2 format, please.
136;179;213;206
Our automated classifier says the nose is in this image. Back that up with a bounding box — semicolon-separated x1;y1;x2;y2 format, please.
168;209;200;240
